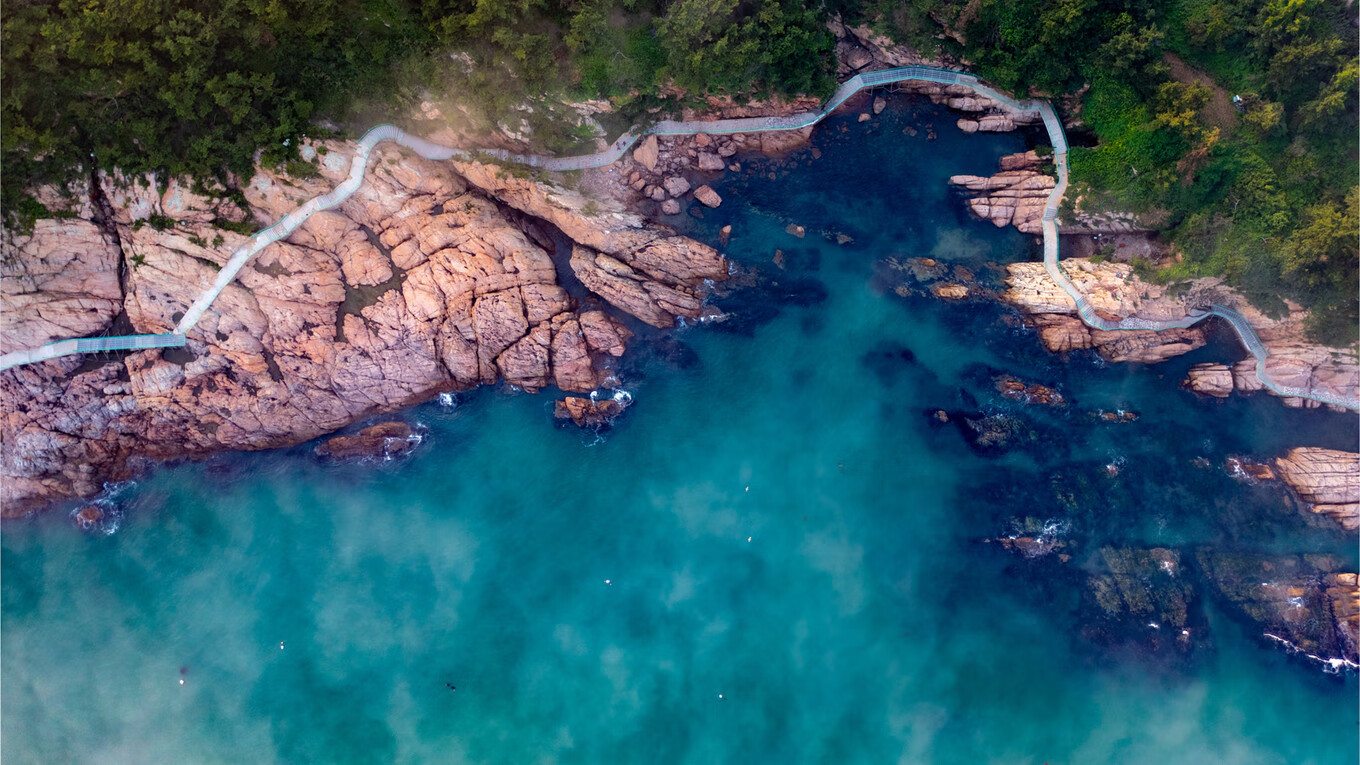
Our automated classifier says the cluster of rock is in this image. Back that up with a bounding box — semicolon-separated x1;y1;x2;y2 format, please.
1197;552;1358;666
994;374;1066;406
882;256;998;303
1184;349;1360;410
1;140;727;513
553;396;624;428
985;533;1358;663
622;132;803;215
949;151;1055;234
1002;259;1208;363
1002;257;1360;407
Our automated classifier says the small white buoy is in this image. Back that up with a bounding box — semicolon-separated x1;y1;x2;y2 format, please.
179;679;185;685
604;579;612;585
718;693;724;700
747;536;752;542
745;486;749;492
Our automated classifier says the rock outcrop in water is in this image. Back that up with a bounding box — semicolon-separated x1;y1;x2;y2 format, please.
316;421;420;461
1184;363;1235;397
1084;547;1198;653
1;142;727;514
1198;552;1358;666
554;396;624;427
1274;448;1360;531
1002;258;1359;407
949;151;1055;234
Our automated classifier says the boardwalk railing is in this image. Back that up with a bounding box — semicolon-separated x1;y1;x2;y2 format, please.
3;66;1355;410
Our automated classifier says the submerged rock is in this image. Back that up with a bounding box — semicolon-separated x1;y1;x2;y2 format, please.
554;396;623;428
1083;547;1198;654
994;374;1066;406
957;413;1035;455
316;422;419;461
881;256;997;303
1198;551;1358;665
930;283;969;300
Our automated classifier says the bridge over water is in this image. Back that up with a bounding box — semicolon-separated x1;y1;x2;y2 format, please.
3;66;1355;411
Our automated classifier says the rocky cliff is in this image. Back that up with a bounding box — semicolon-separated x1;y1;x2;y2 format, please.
1;142;726;514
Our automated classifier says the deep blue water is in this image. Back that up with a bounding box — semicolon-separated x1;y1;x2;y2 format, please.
3;96;1357;763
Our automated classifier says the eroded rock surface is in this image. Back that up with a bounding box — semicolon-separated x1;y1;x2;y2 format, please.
1198;552;1358;664
316;422;420;460
2;218;124;354
1003;258;1357;405
1;145;725;514
950;151;1054;234
1275;448;1360;531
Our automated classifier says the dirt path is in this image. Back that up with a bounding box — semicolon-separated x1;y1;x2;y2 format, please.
1163;53;1238;132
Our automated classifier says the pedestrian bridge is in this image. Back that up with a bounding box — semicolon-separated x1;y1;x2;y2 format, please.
3;65;1354;411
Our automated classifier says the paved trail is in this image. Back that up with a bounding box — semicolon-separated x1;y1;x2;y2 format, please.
3;66;1354;410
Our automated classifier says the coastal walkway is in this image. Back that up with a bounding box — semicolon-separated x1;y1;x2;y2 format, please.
3;67;1355;410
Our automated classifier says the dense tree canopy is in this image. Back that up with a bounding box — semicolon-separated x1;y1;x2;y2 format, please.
2;0;427;202
3;0;1356;341
840;0;1357;342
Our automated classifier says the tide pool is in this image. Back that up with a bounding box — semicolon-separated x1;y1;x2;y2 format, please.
3;96;1356;764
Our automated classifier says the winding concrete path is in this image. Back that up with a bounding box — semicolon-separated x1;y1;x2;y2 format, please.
3;66;1355;411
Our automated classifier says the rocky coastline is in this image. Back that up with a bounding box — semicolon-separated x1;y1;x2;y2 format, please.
0;142;727;515
5;36;1355;517
2;29;1355;679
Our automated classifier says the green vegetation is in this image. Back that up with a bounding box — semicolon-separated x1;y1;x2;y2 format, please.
3;0;834;220
844;0;1357;344
3;0;1353;342
3;0;427;218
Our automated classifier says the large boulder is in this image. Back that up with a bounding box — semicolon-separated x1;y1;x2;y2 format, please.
1184;363;1234;397
662;176;691;197
632;135;659;172
697;153;726;172
693;185;723;208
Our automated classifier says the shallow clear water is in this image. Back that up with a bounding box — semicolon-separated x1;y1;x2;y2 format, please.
4;97;1357;764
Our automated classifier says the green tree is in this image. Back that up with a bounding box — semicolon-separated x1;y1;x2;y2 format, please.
1152;81;1210;139
1281;187;1360;288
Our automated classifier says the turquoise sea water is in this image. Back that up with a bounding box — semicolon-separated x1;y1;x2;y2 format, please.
4;97;1357;763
